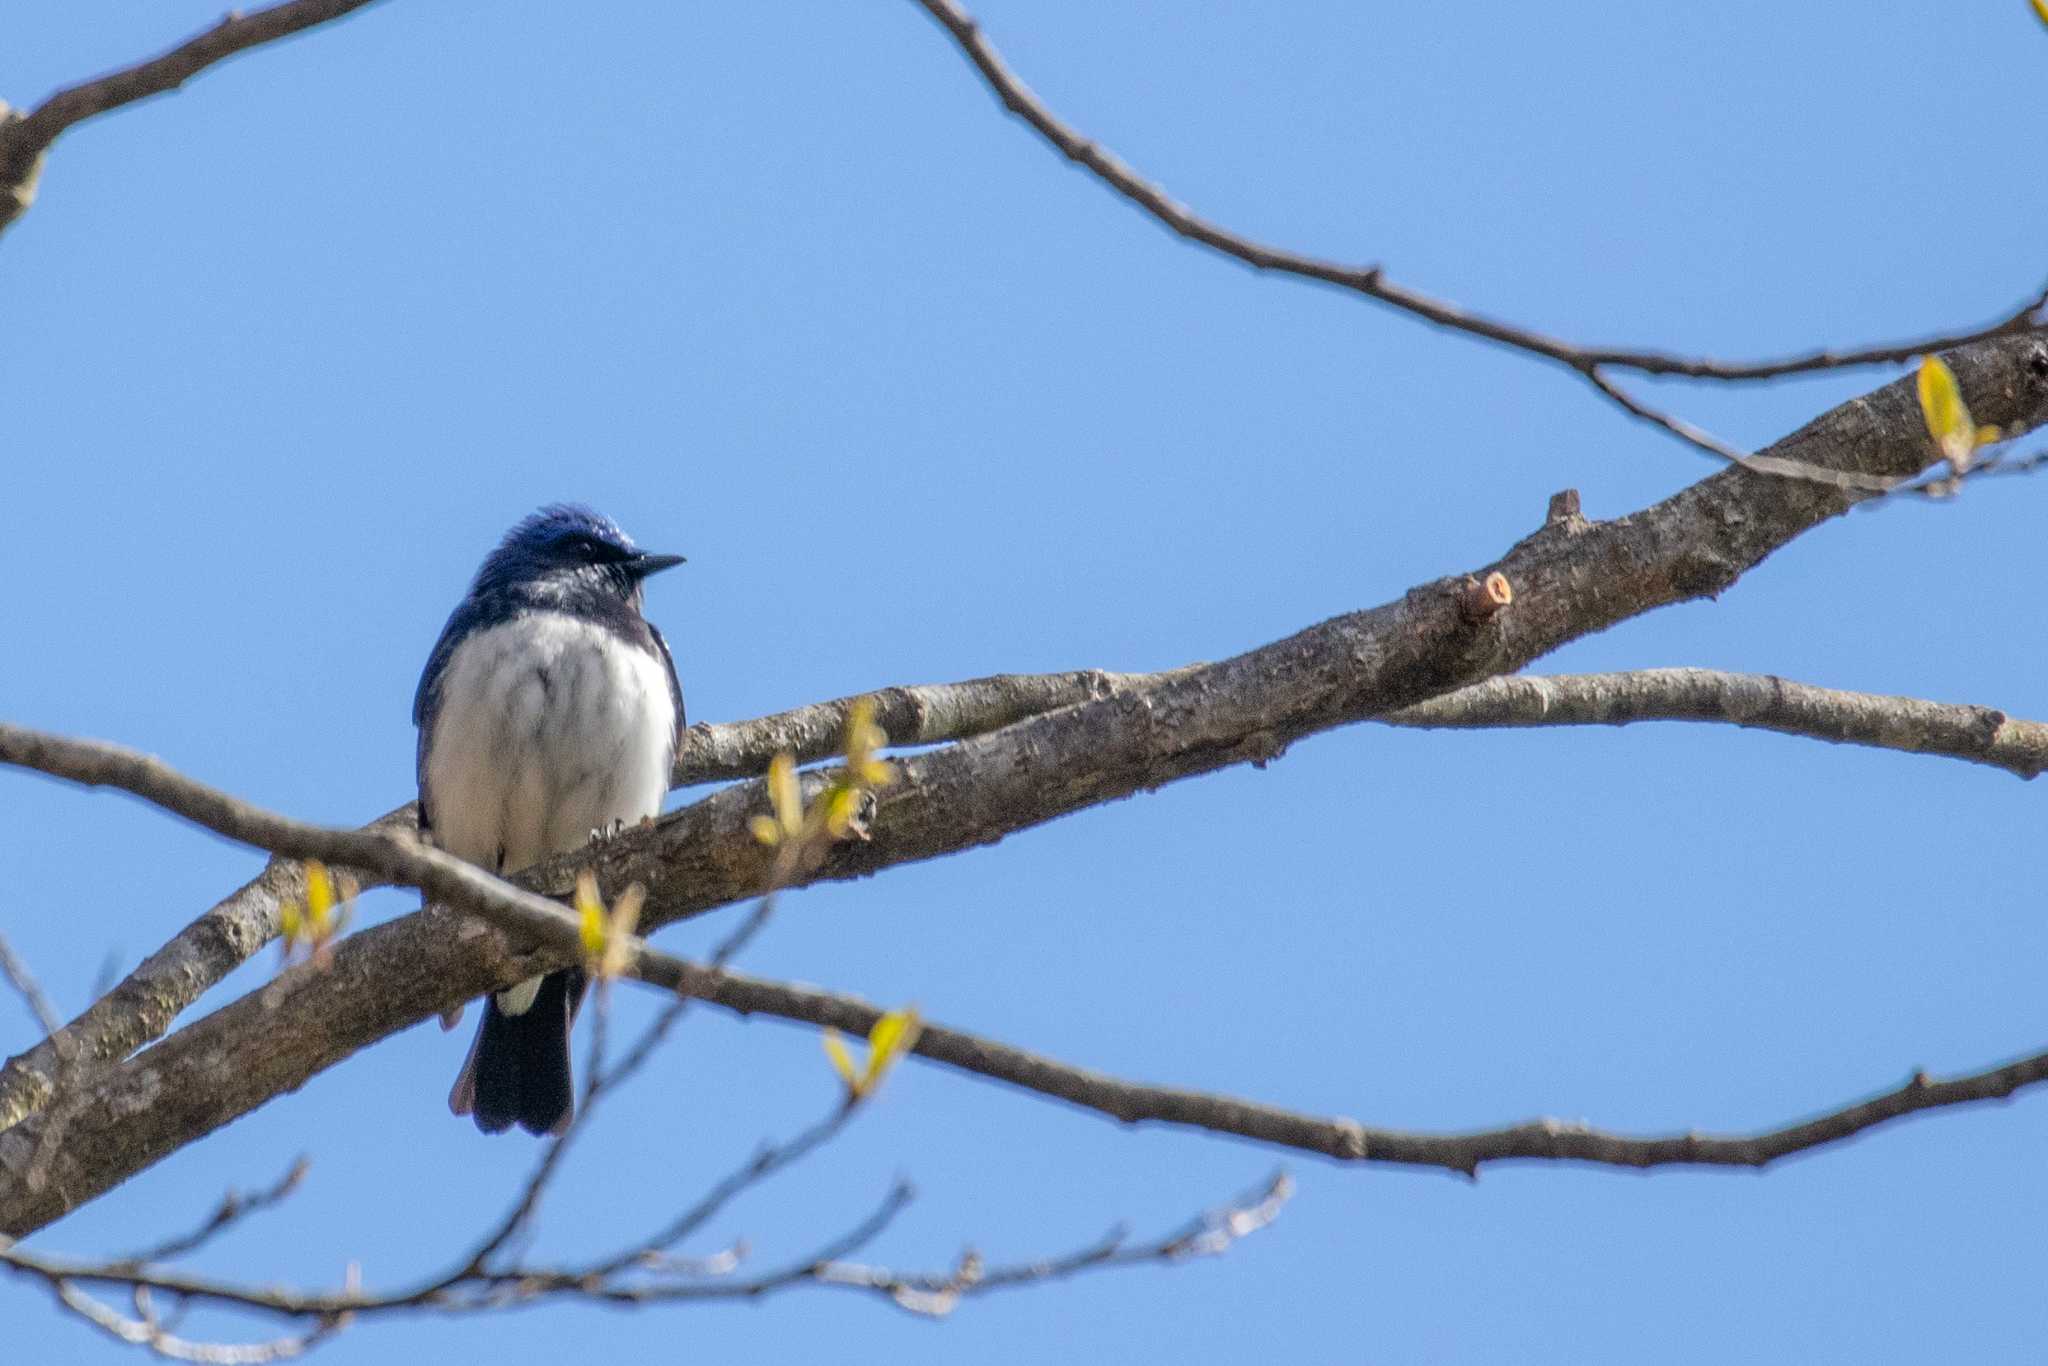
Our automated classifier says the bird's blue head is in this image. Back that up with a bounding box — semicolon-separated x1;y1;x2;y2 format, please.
469;504;684;613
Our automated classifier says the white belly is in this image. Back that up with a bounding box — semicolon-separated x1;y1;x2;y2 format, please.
424;612;673;876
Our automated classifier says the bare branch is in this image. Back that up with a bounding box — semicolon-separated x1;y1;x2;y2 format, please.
3;893;2039;1347
1383;668;2048;780
818;1170;1292;1317
0;0;387;236
638;959;2048;1175
3;933;2039;1344
672;668;1189;786
908;0;2046;464
690;661;2048;789
0;813;411;1133
1579;366;1905;489
0;725;583;987
50;1279;342;1364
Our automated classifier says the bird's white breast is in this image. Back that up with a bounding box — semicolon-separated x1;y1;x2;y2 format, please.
424;612;673;875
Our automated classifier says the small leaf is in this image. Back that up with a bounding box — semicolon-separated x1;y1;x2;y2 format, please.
575;869;607;959
862;1007;923;1091
305;860;335;930
822;1028;859;1092
1978;424;2003;447
748;815;783;847
279;862;355;969
767;752;802;833
1917;354;1980;470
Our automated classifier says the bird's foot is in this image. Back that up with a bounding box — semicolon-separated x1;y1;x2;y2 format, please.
586;816;628;847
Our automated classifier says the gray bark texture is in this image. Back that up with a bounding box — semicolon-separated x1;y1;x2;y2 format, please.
1388;668;2048;779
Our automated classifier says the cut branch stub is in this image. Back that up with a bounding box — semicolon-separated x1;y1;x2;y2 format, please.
1458;573;1513;622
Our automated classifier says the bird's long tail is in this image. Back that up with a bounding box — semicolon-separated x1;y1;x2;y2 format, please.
448;968;588;1136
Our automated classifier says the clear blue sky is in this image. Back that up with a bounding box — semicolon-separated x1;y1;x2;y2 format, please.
7;2;2048;1361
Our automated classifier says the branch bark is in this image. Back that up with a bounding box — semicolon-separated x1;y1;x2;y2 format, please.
1;335;2044;1236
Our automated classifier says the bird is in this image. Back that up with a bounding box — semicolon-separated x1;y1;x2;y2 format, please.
414;504;685;1135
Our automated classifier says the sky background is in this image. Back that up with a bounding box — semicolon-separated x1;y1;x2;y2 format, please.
6;2;2048;1361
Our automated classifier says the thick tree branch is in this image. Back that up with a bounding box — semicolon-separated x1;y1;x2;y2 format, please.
3;726;2038;1180
681;664;2048;786
907;0;2047;466
672;667;1192;786
2;336;2045;1236
12;655;2039;1136
0;0;386;237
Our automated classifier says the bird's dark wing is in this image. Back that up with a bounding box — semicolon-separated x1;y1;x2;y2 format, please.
413;596;487;836
648;620;685;750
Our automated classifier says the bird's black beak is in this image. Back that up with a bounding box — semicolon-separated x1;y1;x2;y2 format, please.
626;552;686;579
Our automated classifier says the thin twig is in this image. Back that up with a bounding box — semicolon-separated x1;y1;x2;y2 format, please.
1;1169;1280;1322
1885;444;2048;501
112;1159;311;1268
584;1099;861;1279
634;959;2048;1176
50;1279;343;1364
908;0;2048;384
1580;365;1906;490
0;936;62;1037
908;0;2045;472
817;1169;1292;1316
0;1;387;234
